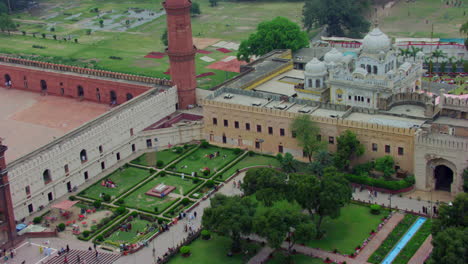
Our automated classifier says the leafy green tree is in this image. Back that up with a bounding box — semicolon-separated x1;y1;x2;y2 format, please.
460;21;468;49
431;49;446;63
237;17;309;62
0;2;7;14
432;193;468;235
307;150;333;177
254;200;315;259
374;155;395;179
0;13;16;34
334;130;364;171
280;152;298;173
242;168;288;205
190;2;201;16
290;114;325;162
409;46;423;60
161;28;168;47
428;227;468;264
202;194;257;252
302;0;370;38
209;0;218;7
463;168;468;193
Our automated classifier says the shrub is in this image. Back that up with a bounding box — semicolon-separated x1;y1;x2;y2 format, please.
130;211;138;217
233;148;242;155
115;207;126;215
192;178;200;184
201;230;211;240
32;33;36;37
370;204;381;215
180;246;191;256
206;180;215;188
183;144;190;149
344;174;413;191
85;29;92;35
174;146;184;154
96;235;104;242
82;230;91;238
33;216;42;224
41;33;46;38
21;31;26;35
375;156;395;178
53;35;57;40
169;165;176;170
276;153;283;161
57;223;66;232
109;56;122;60
69;195;76;201
203;169;210;176
102;193;111;202
115;199;125;205
200;141;209;148
156;160;164;168
74;38;78;43
32;45;46;49
149;168;156;174
93;200;102;209
157;218;164;224
159;171;166;177
248;150;255;156
50;27;55;32
154;207;159;213
181;198;190;206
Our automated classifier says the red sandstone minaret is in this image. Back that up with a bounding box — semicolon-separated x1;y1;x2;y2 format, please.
163;0;197;109
0;139;17;249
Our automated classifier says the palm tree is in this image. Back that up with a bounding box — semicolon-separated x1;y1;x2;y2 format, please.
409;46;423;60
431;49;446;63
399;48;410;58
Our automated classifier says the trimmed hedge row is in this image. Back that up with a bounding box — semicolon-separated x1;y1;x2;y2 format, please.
163;200;195;218
345;174;415;190
392;219;432;264
215;152;277;181
77;207;129;241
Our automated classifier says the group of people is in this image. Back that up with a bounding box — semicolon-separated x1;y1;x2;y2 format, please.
1;248;15;262
232;180;242;189
101;179;117;188
4;80;12;89
205;151;228;160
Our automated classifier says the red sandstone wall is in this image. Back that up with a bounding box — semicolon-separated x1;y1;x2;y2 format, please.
0;64;152;105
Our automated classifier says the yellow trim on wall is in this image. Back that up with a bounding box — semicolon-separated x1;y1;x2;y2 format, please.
295;88;321;95
244;63;293;90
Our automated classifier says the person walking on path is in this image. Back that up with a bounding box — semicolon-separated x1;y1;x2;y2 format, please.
194;211;197;218
77;254;81;263
66;244;70;252
64;255;68;264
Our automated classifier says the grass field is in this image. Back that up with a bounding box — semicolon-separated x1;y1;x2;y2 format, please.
123;174;198;213
379;0;467;38
306;203;387;255
392;219;432;264
220;154;281;180
80;166;151;201
172;146;241;177
168;234;260;264
267;252;323;264
105;218;152;243
1;0;303;89
130;147;193;167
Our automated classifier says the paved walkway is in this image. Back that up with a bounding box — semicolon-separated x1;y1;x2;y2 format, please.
355;212;405;262
246;246;274;264
45;249;120;264
408;235;433;264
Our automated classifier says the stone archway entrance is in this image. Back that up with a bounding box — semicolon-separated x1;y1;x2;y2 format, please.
40;80;47;91
434;165;453;192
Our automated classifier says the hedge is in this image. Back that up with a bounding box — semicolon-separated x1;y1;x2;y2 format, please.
392;219;432;264
345;174;415;190
77;207;129;241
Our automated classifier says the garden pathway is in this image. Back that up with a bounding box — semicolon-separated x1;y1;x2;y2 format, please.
246;246;274;264
408;235;432;264
354;212;405;262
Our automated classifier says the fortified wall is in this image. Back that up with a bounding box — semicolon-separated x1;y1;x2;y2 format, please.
0;56;172;105
7;88;178;220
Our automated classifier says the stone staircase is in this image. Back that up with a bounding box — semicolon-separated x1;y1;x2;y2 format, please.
45;249;120;264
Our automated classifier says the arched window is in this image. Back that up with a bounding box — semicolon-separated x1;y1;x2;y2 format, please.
360;64;365;69
308;79;312;88
43;169;52;184
126;93;133;101
77;85;84;97
315;79;320;88
4;74;11;83
80;149;88;163
373;66;378;74
110;90;117;102
366;65;371;73
40;80;47;91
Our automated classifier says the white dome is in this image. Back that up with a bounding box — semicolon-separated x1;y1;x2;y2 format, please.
324;48;343;63
305;58;327;76
362;28;391;54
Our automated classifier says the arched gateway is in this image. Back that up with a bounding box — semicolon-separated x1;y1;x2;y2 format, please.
426;158;457;193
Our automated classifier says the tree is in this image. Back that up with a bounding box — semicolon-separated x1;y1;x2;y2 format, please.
334;130;364;171
460;21;468;49
374;155;395;179
161;28;168;47
307;150;333;177
409;46;423;60
302;0;370;38
202;194;257;252
209;0;218;7
463;168;468;193
237;17;309;62
99;19;104;27
279;152;298;173
0;13;16;34
431;49;446;63
290;114;325;162
254;200;314;260
241;168;288;205
0;2;7;14
190;2;201;16
432;193;468;235
428;227;468;264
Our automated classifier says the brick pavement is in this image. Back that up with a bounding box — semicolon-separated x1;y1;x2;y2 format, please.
44;249;120;264
354;212;405;262
408;235;433;264
246;246;274;264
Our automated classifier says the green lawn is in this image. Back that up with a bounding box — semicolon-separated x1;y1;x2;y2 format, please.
168;234;260;264
220;154;281;180
105;218;152;243
79;166;151;201
131;148;190;167
306;203;388;255
368;214;418;264
172;146;241;177
123;174;198;213
267;252;323;264
393;219;432;264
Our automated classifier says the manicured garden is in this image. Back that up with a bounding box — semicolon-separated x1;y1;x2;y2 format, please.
130;145;194;167
168;234;260;264
219;154;281;181
392;219;432;264
171;145;242;177
79;166;151;201
306;203;388;255
189;180;218;199
121;173;200;214
267;252;323;264
368;214;418;264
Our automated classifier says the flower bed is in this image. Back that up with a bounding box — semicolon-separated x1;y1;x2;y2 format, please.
367;214;418;263
77;204;129;241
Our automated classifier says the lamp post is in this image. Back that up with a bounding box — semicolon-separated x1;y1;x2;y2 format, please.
154;138;158;167
388;193;392;210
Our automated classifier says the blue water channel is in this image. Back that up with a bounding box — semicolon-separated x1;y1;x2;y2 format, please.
381;217;427;264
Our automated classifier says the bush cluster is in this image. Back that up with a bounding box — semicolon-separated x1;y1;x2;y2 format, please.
32;45;46;49
345;174;415;191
